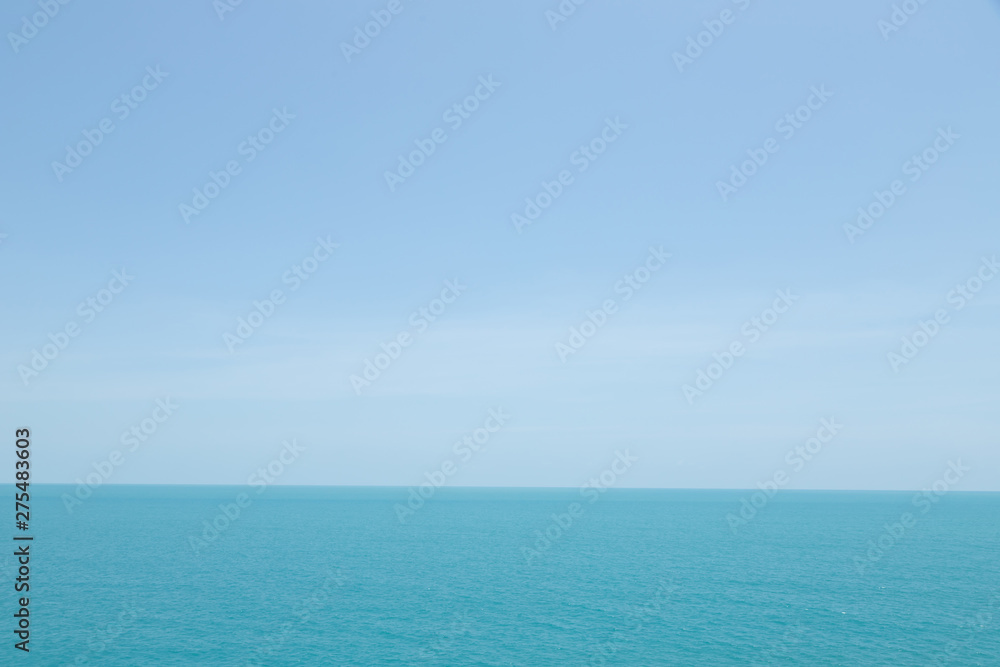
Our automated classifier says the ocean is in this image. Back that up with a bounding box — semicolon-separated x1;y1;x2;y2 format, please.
6;485;999;665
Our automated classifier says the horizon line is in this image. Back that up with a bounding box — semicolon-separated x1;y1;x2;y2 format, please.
12;483;1000;494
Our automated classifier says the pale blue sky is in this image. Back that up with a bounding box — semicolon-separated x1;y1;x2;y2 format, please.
2;0;998;490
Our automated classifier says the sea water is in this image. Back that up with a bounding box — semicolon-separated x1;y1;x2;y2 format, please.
5;485;999;665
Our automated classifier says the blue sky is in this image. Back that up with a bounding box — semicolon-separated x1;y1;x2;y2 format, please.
1;0;998;490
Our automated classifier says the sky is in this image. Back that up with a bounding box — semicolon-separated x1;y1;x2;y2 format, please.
1;0;998;490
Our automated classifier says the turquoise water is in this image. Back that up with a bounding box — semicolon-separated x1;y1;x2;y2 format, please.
5;486;999;665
